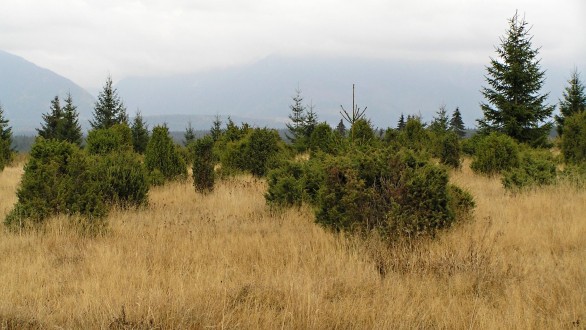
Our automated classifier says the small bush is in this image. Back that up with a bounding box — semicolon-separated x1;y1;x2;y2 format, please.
561;111;586;164
470;132;520;176
85;124;133;155
501;149;557;191
221;128;285;177
439;132;462;169
5;139;107;228
192;136;215;193
4;138;148;229
145;125;188;184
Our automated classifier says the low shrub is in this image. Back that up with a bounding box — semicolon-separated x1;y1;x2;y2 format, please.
561;111;586;164
145;125;187;184
439;132;462;169
192;136;215;193
501;149;557;191
470;132;520;176
85;124;133;155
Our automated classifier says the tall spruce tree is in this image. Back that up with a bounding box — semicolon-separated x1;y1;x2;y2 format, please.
210;114;223;142
37;96;63;140
450;107;466;138
60;93;83;146
90;76;128;129
0;104;13;170
286;88;307;145
131;110;149;154
555;69;586;136
477;13;554;147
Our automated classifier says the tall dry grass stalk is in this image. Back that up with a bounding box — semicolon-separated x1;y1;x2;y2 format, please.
0;160;585;329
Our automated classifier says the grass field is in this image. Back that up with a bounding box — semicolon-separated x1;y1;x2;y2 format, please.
0;160;585;329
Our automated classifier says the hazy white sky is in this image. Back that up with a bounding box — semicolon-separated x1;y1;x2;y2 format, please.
1;0;584;90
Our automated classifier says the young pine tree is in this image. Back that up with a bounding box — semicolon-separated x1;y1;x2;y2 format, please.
59;93;83;146
90;76;128;129
183;121;196;146
286;88;307;146
131;110;149;154
450;107;466;138
210;114;223;142
397;113;406;130
556;69;586;136
477;13;554;147
37;96;63;140
429;106;450;134
0;104;13;170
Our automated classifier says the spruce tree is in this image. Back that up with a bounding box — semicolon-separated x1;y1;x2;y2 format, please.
429;106;450;134
303;102;318;139
285;88;307;145
183;121;196;146
59;93;83;146
397;113;406;130
131;110;149;154
450;107;466;138
477;13;554;147
90;76;128;129
335;119;346;137
0;104;13;170
210;114;223;142
555;69;586;136
37;96;63;140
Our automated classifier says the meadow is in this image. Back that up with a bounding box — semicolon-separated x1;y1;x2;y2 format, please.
0;159;585;329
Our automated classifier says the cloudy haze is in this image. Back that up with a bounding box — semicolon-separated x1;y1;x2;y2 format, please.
1;0;585;90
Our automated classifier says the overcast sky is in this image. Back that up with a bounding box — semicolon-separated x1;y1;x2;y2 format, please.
1;0;584;90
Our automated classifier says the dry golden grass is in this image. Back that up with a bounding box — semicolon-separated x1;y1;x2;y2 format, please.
0;160;585;329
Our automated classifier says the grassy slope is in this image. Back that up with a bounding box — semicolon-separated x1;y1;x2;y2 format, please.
0;160;584;329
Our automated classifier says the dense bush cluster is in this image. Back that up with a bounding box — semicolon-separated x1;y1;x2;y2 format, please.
192;136;215;193
145;125;187;185
4;138;148;229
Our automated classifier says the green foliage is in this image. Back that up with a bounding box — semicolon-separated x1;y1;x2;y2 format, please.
183;122;196;146
144;125;187;184
309;122;336;154
37;94;83;146
86;124;133;155
130;111;149;154
461;133;484;156
561;111;586;164
0;104;13;170
4;138;149;229
556;69;586;136
221;127;284;177
90;75;128;129
470;132;520;176
350;119;375;145
450;107;466;138
5;139;105;228
192;136;215;193
398;116;429;152
439;132;462;169
93;151;149;207
210;114;223;142
314;148;474;238
501;149;557;191
477;13;554;147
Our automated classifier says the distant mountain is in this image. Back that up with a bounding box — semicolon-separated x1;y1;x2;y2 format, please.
117;56;492;130
0;50;95;133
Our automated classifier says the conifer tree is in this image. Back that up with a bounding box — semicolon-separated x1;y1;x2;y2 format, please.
429;106;450;134
555;69;586;136
0;104;13;170
183;121;196;146
59;93;83;146
286;88;307;144
210;114;223;142
477;13;554;147
335;119;346;137
131;110;149;154
450;107;466;138
90;75;128;129
304;102;318;139
37;96;63;140
397;113;406;130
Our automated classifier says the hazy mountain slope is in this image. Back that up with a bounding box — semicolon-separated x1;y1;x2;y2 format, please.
0;50;95;133
118;56;489;129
